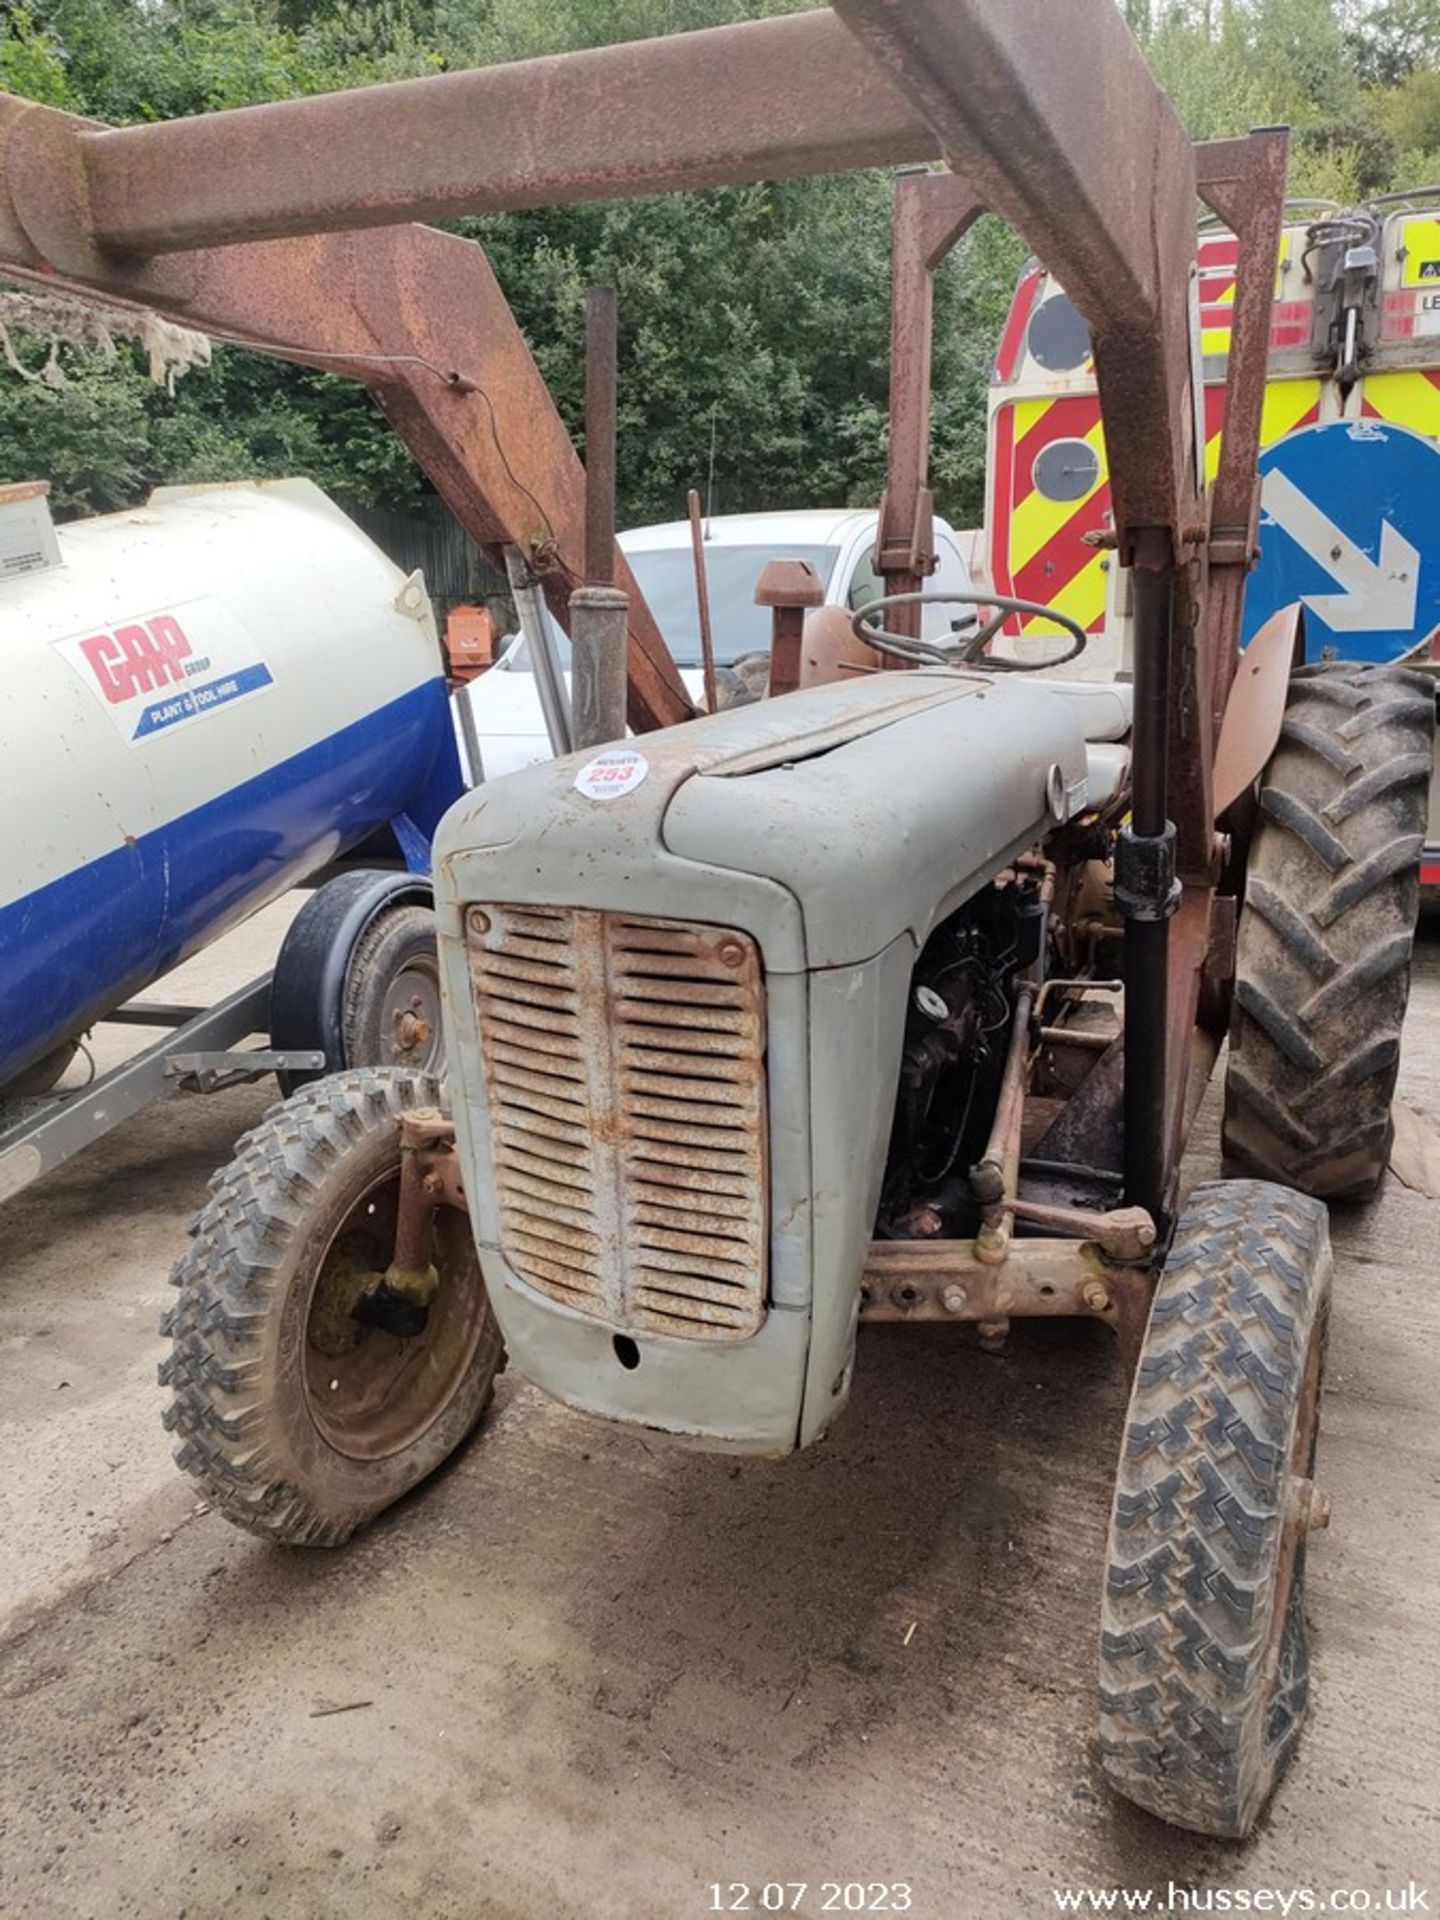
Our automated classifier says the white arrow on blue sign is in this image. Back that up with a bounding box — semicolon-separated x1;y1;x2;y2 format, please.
1242;419;1440;665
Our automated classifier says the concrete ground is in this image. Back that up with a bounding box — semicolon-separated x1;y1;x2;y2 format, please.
0;907;1436;1920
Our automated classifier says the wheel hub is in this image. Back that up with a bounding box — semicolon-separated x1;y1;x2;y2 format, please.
383;967;442;1069
307;1254;375;1356
301;1170;487;1461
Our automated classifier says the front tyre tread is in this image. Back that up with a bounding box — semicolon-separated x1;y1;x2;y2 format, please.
1098;1178;1332;1838
159;1067;501;1547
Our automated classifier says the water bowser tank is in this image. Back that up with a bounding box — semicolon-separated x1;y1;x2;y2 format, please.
0;479;464;1091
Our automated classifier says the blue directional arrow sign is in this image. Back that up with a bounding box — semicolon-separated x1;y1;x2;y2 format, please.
1242;419;1440;664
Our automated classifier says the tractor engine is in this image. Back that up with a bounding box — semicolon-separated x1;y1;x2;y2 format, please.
875;880;1047;1245
432;672;1090;1454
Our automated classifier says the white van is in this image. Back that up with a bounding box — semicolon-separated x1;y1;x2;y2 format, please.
460;506;978;779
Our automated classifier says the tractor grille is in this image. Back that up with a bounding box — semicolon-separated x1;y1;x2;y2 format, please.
466;904;768;1340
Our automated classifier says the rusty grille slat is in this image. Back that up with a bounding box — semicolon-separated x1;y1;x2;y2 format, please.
468;905;767;1340
632;1197;754;1235
495;1106;591;1147
490;1080;587;1124
612;976;751;1010
625;1156;752;1191
628;1140;754;1175
500;1143;595;1190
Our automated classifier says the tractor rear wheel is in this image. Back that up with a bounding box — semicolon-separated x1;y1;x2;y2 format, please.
160;1067;502;1546
1098;1179;1332;1838
1223;662;1433;1199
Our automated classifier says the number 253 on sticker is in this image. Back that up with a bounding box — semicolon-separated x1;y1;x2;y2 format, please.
574;749;649;800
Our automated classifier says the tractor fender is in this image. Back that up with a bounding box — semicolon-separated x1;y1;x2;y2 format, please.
1213;603;1305;819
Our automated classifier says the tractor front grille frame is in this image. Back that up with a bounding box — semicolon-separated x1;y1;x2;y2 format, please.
466;904;768;1340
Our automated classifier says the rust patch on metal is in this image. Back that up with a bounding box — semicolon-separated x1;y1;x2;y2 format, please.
55;14;940;258
860;1238;1132;1324
468;905;768;1340
1213;602;1304;818
755;557;826;698
1004;1199;1155;1260
877;170;982;641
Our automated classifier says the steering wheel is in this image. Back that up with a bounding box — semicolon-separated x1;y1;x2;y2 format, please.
849;590;1088;672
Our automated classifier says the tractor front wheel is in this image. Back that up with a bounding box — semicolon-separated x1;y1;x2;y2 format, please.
160;1068;503;1546
1098;1179;1332;1838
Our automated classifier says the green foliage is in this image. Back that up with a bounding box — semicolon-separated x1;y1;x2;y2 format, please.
1381;65;1440;162
1342;0;1440;83
0;8;75;107
0;0;1436;534
433;0;818;64
23;0;438;120
0;349;152;514
1141;0;1397;194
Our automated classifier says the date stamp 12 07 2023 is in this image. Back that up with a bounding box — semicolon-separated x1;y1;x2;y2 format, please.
707;1887;914;1914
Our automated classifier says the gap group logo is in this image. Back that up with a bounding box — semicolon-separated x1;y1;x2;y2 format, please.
56;597;274;744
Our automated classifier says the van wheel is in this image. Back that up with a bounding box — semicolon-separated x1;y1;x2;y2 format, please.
159;1068;502;1546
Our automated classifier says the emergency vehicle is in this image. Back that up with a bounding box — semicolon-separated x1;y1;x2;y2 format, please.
986;193;1440;882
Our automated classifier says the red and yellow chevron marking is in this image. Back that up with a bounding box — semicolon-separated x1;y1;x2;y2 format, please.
988;377;1323;637
1195;232;1297;357
998;234;1304;386
993;263;1045;384
1198;236;1238;357
1361;367;1440;438
1248;375;1325;465
990;394;1111;637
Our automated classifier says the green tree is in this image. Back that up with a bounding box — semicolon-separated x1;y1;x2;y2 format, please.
1380;64;1440;162
3;0;1439;533
0;7;75;107
1342;0;1440;83
0;352;153;514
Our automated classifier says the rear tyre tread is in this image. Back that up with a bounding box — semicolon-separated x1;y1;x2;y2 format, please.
1223;663;1433;1199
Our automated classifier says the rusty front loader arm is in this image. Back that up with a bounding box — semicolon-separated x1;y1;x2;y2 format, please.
20;14;940;258
0;101;695;733
836;0;1206;557
21;1;1372;1845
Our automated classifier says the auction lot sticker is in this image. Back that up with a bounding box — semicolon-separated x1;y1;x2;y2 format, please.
574;748;649;800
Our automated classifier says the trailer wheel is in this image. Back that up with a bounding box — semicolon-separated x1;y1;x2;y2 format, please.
1098;1179;1331;1838
1223;663;1433;1199
159;1068;502;1546
7;1040;78;1096
341;904;445;1078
